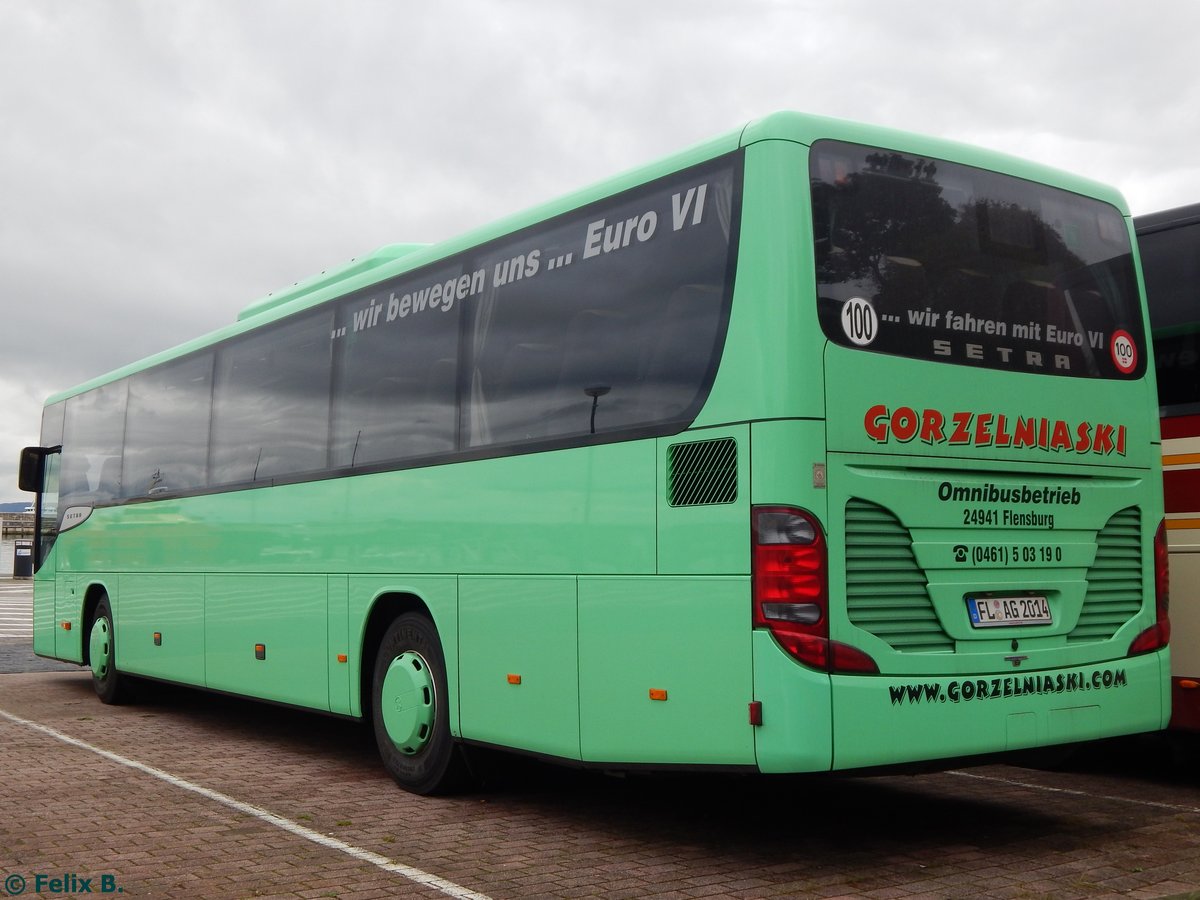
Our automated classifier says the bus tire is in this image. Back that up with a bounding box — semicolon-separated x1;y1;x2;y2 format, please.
371;613;470;795
89;598;129;705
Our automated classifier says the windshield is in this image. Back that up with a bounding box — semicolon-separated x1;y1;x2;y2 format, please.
811;140;1145;380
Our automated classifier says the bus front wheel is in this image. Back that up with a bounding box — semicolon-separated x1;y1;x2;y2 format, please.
371;613;469;795
89;598;128;705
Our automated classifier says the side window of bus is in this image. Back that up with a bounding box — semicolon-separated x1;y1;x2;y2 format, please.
60;380;128;509
210;310;334;486
122;353;214;497
654;283;727;414
40;400;65;449
50;157;740;507
330;265;463;468
463;162;736;448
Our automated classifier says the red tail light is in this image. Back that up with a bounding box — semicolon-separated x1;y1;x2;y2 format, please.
752;506;877;673
1128;519;1171;656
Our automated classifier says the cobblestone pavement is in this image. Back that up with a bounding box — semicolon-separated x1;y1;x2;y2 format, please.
4;674;1200;899
1;579;1199;899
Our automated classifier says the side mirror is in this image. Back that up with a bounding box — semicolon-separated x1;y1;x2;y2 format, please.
18;446;54;493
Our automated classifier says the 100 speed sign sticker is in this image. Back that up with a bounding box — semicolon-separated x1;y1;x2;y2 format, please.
841;297;878;346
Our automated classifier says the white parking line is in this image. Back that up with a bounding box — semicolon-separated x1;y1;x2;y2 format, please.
949;769;1200;815
0;707;494;900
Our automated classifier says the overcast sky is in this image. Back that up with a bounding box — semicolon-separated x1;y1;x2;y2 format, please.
3;0;1198;496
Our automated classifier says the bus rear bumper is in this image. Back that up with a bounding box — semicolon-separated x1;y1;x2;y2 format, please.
829;652;1169;770
1169;675;1200;733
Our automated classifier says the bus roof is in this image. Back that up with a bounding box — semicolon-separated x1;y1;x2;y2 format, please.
1135;201;1200;234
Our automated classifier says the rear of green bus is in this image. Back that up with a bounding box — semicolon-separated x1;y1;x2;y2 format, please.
733;115;1169;772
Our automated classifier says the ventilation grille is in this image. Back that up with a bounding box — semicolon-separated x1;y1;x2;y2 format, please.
844;499;953;653
1069;507;1143;643
666;438;737;507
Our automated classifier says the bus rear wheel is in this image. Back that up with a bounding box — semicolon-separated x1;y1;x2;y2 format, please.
371;613;470;795
89;598;128;705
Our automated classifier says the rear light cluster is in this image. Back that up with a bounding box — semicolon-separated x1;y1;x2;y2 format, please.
752;506;877;673
1128;519;1171;656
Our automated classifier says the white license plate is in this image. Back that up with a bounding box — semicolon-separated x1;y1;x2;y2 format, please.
967;594;1052;628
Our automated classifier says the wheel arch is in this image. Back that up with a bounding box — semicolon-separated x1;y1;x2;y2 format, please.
80;581;113;666
358;591;439;723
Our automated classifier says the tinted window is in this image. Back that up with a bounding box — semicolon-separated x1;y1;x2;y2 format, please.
327;154;739;455
122;353;214;497
61;380;127;509
48;154;740;506
460;157;739;447
811;141;1145;379
331;263;464;467
36;402;66;560
1141;218;1200;413
1141;219;1200;331
40;401;65;448
210;310;333;485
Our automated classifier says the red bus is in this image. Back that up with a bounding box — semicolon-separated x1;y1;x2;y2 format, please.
1138;201;1200;731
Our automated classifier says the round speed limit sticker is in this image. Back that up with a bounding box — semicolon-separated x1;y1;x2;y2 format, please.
840;297;879;346
1110;330;1138;374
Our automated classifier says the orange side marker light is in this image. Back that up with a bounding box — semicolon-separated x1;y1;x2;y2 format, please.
649;688;668;701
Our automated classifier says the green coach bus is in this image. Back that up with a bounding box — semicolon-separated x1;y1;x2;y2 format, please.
19;112;1170;793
